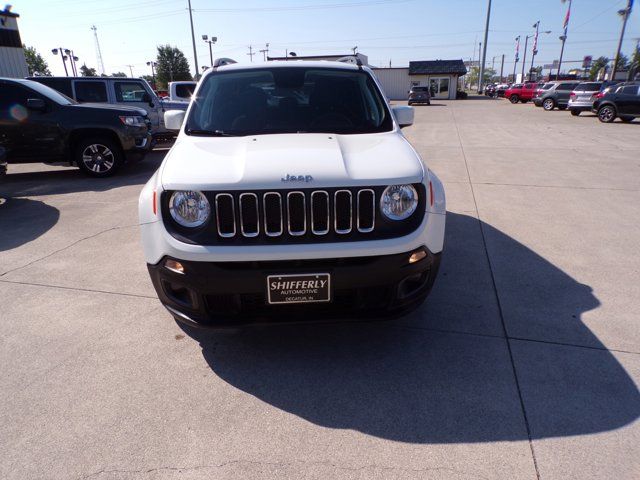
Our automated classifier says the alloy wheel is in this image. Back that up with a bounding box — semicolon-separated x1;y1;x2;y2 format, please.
81;143;115;174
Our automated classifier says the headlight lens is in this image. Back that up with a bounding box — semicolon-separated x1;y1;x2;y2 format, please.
169;190;210;227
119;115;146;126
380;184;418;220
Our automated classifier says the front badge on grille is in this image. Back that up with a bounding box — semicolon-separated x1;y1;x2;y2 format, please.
281;174;313;183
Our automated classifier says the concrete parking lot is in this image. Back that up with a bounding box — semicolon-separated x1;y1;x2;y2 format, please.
1;98;639;479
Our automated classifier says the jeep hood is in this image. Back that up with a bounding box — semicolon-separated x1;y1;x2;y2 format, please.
160;133;424;191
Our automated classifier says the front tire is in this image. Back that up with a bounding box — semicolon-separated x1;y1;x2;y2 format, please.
570;110;580;116
509;94;519;104
598;105;617;123
543;98;555;111
75;137;122;177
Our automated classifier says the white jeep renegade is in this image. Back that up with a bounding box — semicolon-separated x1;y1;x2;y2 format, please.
139;60;446;327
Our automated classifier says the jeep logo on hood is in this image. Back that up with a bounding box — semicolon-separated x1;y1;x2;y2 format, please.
281;174;313;183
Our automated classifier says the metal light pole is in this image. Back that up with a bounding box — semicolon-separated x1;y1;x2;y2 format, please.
478;0;492;94
500;54;505;82
187;0;199;79
146;61;157;89
477;42;482;91
529;25;551;81
202;35;217;67
556;0;572;80
513;36;520;82
64;49;79;76
611;0;633;80
51;48;69;76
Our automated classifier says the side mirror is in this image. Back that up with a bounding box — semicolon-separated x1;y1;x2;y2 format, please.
141;92;154;107
164;110;186;131
392;105;414;128
27;98;46;111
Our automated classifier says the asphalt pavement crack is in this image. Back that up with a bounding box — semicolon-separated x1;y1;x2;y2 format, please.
75;459;487;479
0;223;140;277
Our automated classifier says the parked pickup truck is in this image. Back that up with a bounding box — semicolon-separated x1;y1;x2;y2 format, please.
28;76;187;141
0;78;151;177
168;81;196;102
504;82;538;103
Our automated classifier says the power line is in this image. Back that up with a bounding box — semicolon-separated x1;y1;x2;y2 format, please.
194;0;413;13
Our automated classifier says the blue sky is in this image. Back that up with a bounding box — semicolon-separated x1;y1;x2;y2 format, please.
13;0;640;77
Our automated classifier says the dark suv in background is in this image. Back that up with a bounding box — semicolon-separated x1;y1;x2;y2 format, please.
408;86;431;105
533;81;580;110
0;78;151;177
593;82;640;123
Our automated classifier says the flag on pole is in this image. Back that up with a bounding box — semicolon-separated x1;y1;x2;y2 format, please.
515;36;520;62
532;23;539;54
562;0;571;35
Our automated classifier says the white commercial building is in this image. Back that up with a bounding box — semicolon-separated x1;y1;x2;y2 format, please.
0;7;28;78
373;60;467;101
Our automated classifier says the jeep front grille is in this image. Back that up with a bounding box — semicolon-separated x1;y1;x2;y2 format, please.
162;184;425;246
212;189;376;239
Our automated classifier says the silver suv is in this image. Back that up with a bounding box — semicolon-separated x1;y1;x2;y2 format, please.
568;81;619;116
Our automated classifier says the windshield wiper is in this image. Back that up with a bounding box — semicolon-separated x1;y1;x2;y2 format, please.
185;128;238;137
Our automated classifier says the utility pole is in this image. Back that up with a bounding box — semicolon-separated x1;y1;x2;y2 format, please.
611;0;633;80
500;54;505;82
126;65;134;77
146;61;157;89
477;41;482;91
259;43;270;62
521;35;530;80
247;45;255;62
478;0;492;93
187;0;199;79
557;0;572;80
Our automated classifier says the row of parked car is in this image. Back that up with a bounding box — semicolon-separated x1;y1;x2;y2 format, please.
497;80;640;123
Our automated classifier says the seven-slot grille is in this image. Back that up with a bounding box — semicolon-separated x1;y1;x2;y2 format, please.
212;189;376;239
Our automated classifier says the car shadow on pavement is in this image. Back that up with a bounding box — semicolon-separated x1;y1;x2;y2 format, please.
0;198;60;252
182;212;640;444
0;154;163;198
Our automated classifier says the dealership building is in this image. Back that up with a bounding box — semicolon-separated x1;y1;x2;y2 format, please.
372;60;467;100
0;7;28;78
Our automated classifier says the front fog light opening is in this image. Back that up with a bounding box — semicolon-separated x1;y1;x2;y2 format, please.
165;259;185;274
408;248;427;264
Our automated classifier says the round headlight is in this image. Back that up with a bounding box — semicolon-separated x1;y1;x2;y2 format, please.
380;184;418;220
169;190;210;227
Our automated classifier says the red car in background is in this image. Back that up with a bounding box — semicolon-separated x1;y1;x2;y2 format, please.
504;82;538;103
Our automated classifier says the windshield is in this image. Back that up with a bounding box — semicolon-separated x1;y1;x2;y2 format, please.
186;67;393;136
23;80;76;105
575;82;601;92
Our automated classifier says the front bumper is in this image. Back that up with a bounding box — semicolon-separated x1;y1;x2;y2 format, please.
148;248;441;328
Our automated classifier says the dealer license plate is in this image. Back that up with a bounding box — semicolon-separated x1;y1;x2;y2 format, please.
267;273;331;304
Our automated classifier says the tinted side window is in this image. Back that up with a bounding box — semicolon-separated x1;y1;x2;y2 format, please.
74;81;108;102
114;82;148;102
558;83;578;91
34;78;74;97
175;84;195;98
621;86;639;95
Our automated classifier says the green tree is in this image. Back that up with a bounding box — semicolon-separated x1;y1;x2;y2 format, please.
589;56;609;80
155;45;192;89
466;66;496;89
615;53;629;70
111;71;127;77
80;64;98;77
23;45;51;76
